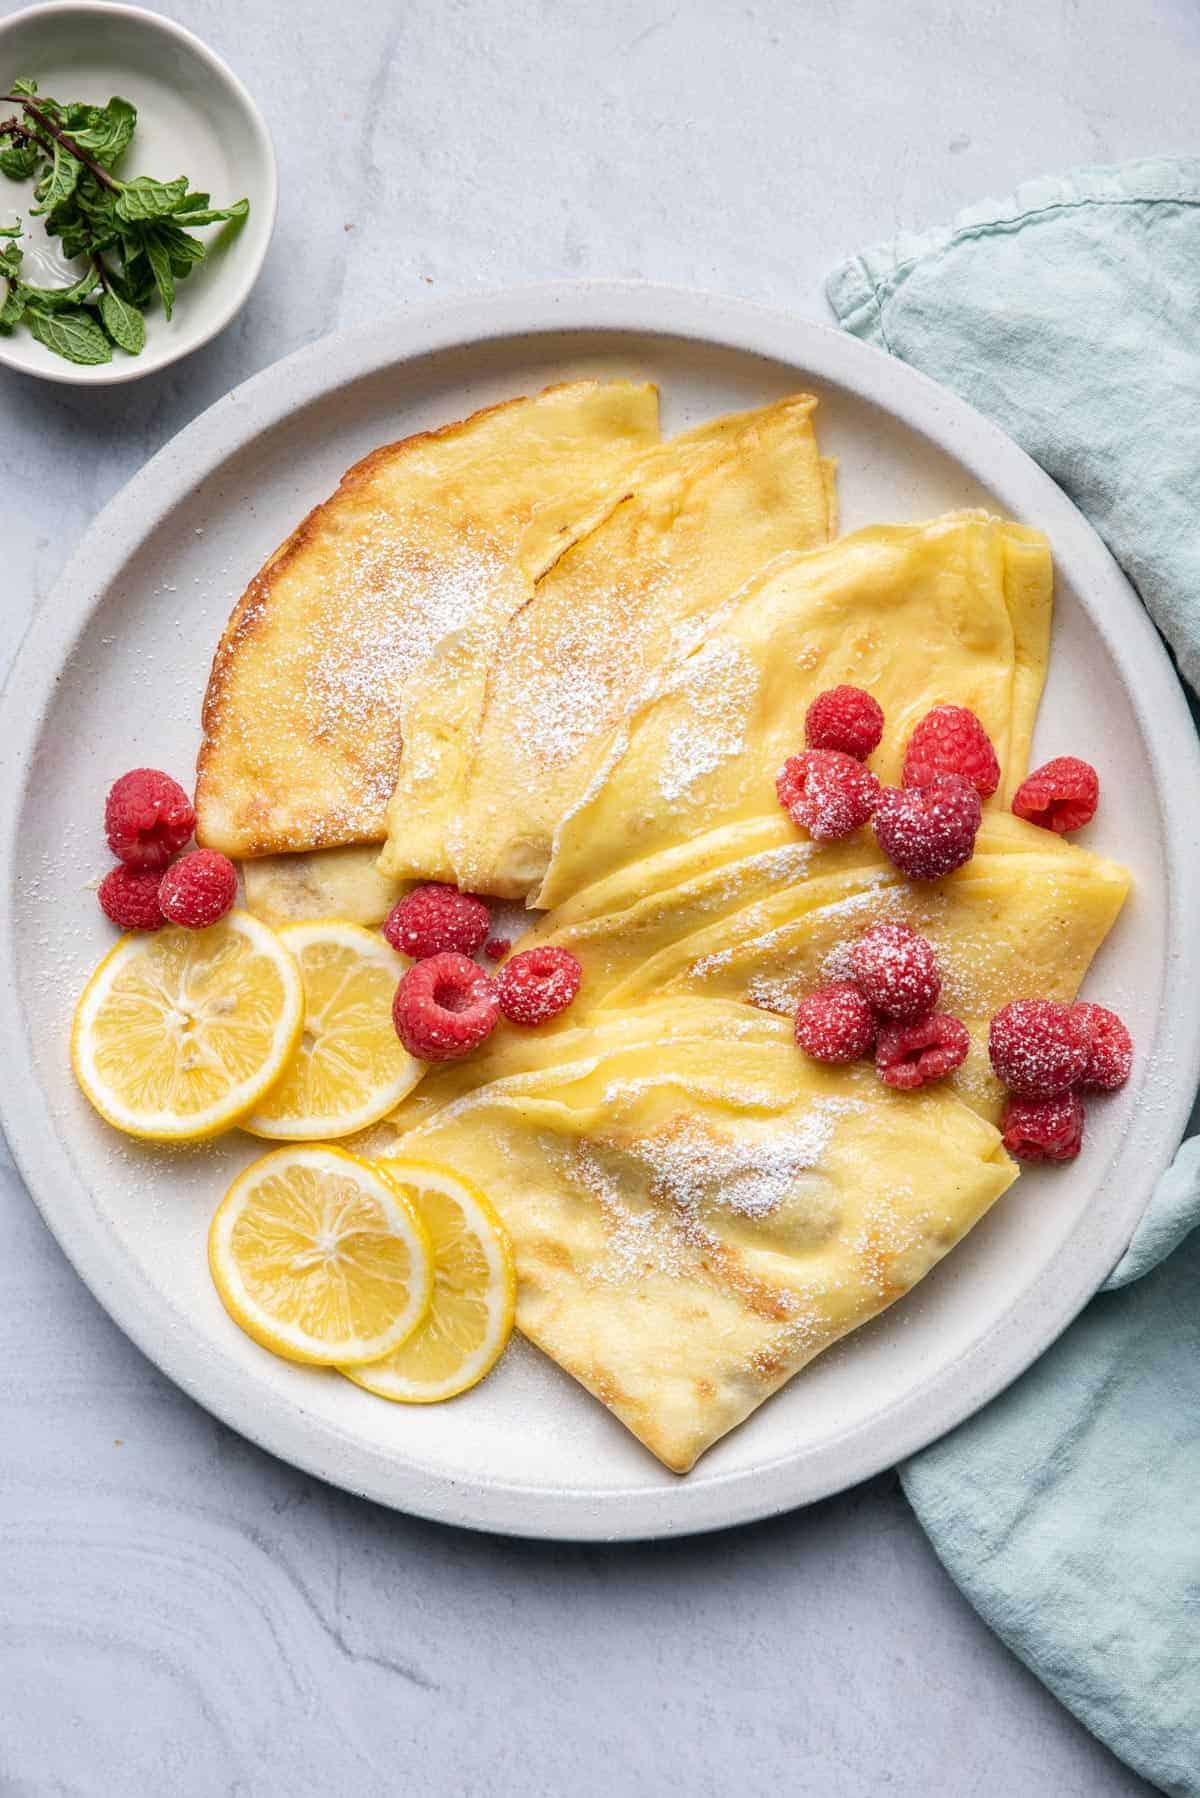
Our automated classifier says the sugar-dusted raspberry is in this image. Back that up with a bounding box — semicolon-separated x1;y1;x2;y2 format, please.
902;705;1000;798
988;998;1090;1099
392;952;499;1061
875;1012;969;1090
873;774;981;881
497;946;583;1026
104;768;195;871
1001;1091;1085;1163
775;750;880;843
158;849;238;928
483;937;511;962
383;884;491;960
793;983;875;1064
804;685;884;760
1072;1002;1133;1092
1012;756;1100;833
98;864;164;931
850;921;941;1022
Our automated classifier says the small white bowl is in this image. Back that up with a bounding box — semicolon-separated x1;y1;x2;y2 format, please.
0;1;276;385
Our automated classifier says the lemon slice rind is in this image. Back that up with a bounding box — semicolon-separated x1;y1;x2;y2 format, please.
70;910;304;1142
242;920;422;1142
344;1158;516;1403
209;1144;433;1366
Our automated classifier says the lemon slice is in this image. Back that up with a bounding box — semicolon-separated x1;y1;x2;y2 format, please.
242;921;421;1141
71;910;304;1141
209;1145;433;1365
343;1158;515;1402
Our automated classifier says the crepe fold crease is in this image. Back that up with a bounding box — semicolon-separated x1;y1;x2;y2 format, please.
374;1000;1016;1472
195;379;662;858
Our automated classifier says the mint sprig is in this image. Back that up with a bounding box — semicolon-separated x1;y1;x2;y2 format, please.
0;78;249;365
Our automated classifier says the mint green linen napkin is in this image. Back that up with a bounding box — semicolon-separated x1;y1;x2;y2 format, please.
828;159;1200;1798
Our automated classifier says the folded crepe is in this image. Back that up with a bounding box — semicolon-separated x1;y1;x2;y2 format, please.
534;512;1053;909
379;395;837;897
379;401;837;893
194;379;661;858
518;812;1130;1119
377;999;1016;1471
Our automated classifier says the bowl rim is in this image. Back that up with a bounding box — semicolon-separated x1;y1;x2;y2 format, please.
0;0;278;387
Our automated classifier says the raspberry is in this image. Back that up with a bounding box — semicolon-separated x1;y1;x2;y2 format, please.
1072;1002;1133;1091
804;685;884;760
104;768;195;871
775;750;880;843
793;983;876;1063
497;946;583;1026
383;884;491;960
873;774;981;881
1001;1092;1085;1163
98;864;164;931
158;850;238;928
392;952;499;1061
1012;756;1100;833
850;922;941;1022
875;1013;970;1090
483;937;511;962
988;998;1090;1099
902;705;1000;798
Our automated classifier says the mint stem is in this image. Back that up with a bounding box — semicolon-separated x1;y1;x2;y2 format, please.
0;93;119;191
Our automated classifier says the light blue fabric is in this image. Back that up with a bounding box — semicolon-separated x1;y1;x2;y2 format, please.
828;160;1200;1797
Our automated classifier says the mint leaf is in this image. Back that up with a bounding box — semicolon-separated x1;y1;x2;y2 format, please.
18;267;99;312
114;253;155;309
142;226;175;318
98;282;145;354
0;287;26;332
32;140;81;214
28;305;111;364
10;77;39;99
172;197;250;228
70;96;136;169
114;175;188;222
0;140;42;181
154;220;206;273
0;238;23;330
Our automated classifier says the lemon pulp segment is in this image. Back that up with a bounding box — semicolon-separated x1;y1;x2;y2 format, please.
71;910;303;1141
209;1144;433;1365
243;921;422;1140
344;1158;515;1401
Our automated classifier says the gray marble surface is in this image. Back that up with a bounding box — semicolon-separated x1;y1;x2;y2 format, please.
4;0;1197;1791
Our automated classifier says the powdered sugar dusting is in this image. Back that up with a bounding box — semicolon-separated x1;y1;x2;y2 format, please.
658;640;758;803
632;1103;861;1218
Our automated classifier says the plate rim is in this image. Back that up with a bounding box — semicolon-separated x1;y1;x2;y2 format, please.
2;279;1197;1540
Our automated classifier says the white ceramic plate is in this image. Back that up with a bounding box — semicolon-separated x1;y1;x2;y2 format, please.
0;1;276;385
2;283;1197;1540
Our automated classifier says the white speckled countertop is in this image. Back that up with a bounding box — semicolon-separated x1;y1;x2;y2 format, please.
5;0;1197;1789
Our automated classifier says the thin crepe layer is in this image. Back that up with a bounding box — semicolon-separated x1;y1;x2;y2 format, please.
195;379;661;858
520;812;1130;1119
404;394;837;898
535;513;1053;910
381;1000;1016;1471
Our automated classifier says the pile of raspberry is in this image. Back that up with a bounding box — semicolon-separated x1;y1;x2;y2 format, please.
98;768;238;931
988;997;1132;1162
793;921;970;1092
385;884;582;1062
776;684;1102;880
